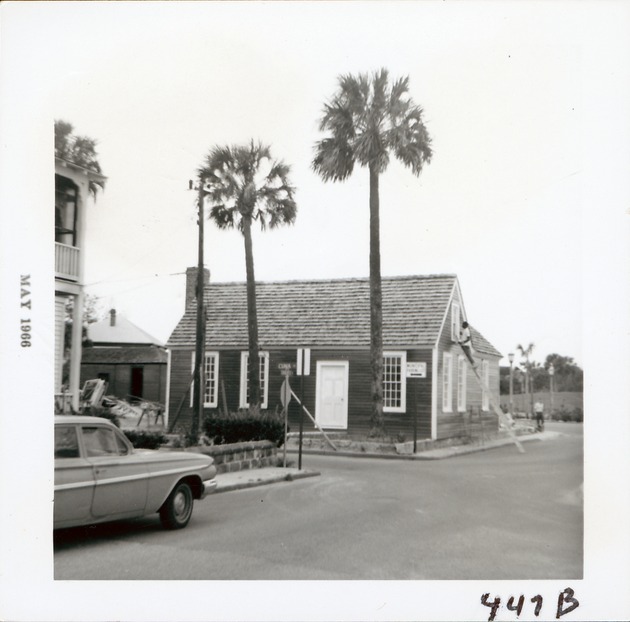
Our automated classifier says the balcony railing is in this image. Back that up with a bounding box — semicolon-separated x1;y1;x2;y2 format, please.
55;242;80;281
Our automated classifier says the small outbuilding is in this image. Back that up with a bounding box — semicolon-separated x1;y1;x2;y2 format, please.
166;269;502;441
81;309;168;405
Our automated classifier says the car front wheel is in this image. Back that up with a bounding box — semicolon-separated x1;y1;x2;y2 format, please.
160;482;194;529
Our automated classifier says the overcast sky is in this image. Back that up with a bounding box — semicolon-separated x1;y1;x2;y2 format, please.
18;0;596;368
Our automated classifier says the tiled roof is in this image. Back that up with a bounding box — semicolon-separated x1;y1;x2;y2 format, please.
81;345;167;365
168;274;499;357
88;314;164;347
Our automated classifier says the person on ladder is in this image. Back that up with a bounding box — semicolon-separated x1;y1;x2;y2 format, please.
458;321;477;368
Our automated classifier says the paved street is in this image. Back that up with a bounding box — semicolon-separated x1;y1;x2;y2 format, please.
54;422;582;580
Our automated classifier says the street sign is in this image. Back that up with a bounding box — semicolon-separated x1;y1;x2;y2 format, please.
406;362;427;378
280;379;292;407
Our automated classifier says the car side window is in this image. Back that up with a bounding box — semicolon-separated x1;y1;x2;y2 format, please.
55;426;80;459
82;426;125;457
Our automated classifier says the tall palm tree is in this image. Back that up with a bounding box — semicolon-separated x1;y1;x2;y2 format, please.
54;119;105;199
198;141;297;416
313;69;432;435
517;342;535;417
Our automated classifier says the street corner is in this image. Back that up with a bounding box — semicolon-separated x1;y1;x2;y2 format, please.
215;466;320;493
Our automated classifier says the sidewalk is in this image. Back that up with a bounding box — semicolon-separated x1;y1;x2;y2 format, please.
215;466;320;493
286;429;561;461
411;429;561;459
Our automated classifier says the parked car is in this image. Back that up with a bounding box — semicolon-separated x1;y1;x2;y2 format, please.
54;415;217;530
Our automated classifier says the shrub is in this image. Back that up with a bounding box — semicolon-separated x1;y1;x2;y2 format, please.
203;410;287;446
123;429;167;449
550;405;583;422
83;405;120;427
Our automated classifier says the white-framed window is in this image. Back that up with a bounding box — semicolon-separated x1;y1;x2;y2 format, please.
451;302;461;342
481;359;490;411
383;351;407;413
457;355;467;412
239;351;270;409
191;352;220;408
442;352;453;412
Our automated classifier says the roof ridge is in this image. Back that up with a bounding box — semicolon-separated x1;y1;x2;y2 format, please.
206;274;457;287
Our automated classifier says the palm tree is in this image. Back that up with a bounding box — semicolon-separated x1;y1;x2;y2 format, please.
313;69;432;435
517;343;535;417
54;120;105;199
198;141;297;416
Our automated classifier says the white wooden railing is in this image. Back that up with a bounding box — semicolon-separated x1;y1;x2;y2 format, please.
55;242;80;281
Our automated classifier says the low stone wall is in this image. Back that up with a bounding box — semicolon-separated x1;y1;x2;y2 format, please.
190;440;278;474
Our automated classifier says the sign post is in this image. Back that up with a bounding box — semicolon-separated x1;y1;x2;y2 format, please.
406;362;427;453
296;349;310;470
279;364;293;468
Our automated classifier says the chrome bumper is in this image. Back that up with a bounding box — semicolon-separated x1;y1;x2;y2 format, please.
200;478;218;499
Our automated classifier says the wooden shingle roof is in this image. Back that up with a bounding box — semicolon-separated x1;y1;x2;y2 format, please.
167;274;500;357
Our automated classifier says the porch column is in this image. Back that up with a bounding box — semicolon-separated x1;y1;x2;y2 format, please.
69;289;84;410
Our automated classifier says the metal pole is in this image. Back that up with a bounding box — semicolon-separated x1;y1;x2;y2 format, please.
413;381;418;453
509;362;514;416
549;364;555;417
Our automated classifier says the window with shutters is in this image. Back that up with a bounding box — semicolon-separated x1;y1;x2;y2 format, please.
239;351;269;409
442;352;453;412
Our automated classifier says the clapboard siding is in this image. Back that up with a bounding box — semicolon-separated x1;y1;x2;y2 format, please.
169;347;435;439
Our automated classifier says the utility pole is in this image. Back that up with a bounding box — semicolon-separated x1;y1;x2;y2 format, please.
191;180;206;443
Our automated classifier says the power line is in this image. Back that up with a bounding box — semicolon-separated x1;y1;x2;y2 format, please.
84;271;186;288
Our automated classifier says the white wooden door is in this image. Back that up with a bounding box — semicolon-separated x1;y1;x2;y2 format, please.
316;361;349;429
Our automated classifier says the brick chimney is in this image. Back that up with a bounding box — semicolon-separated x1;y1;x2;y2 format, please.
185;266;210;310
109;308;116;326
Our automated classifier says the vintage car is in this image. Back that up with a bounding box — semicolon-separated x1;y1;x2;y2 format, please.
54;415;217;530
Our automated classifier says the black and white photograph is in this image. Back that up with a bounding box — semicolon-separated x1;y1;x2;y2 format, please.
0;1;629;621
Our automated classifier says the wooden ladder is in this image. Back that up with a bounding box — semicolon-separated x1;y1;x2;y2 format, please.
462;345;525;454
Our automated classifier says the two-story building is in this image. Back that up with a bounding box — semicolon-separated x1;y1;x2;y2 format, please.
55;157;106;411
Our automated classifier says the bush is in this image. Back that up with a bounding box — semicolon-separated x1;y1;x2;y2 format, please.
550;405;584;422
203;411;287;447
83;405;120;427
123;429;167;449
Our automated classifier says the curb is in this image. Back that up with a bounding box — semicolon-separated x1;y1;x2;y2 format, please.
286;431;557;461
215;469;320;493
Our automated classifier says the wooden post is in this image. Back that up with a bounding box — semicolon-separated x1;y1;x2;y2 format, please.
191;183;206;443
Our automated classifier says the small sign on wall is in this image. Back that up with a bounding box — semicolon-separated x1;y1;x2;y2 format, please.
296;348;311;376
406;362;427;378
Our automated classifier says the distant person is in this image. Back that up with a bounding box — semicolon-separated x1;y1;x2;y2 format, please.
458;321;476;367
534;400;544;431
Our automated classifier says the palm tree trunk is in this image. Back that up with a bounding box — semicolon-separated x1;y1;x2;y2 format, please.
243;218;261;416
369;164;384;436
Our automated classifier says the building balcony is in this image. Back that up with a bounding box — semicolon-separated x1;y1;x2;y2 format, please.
55;242;80;281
